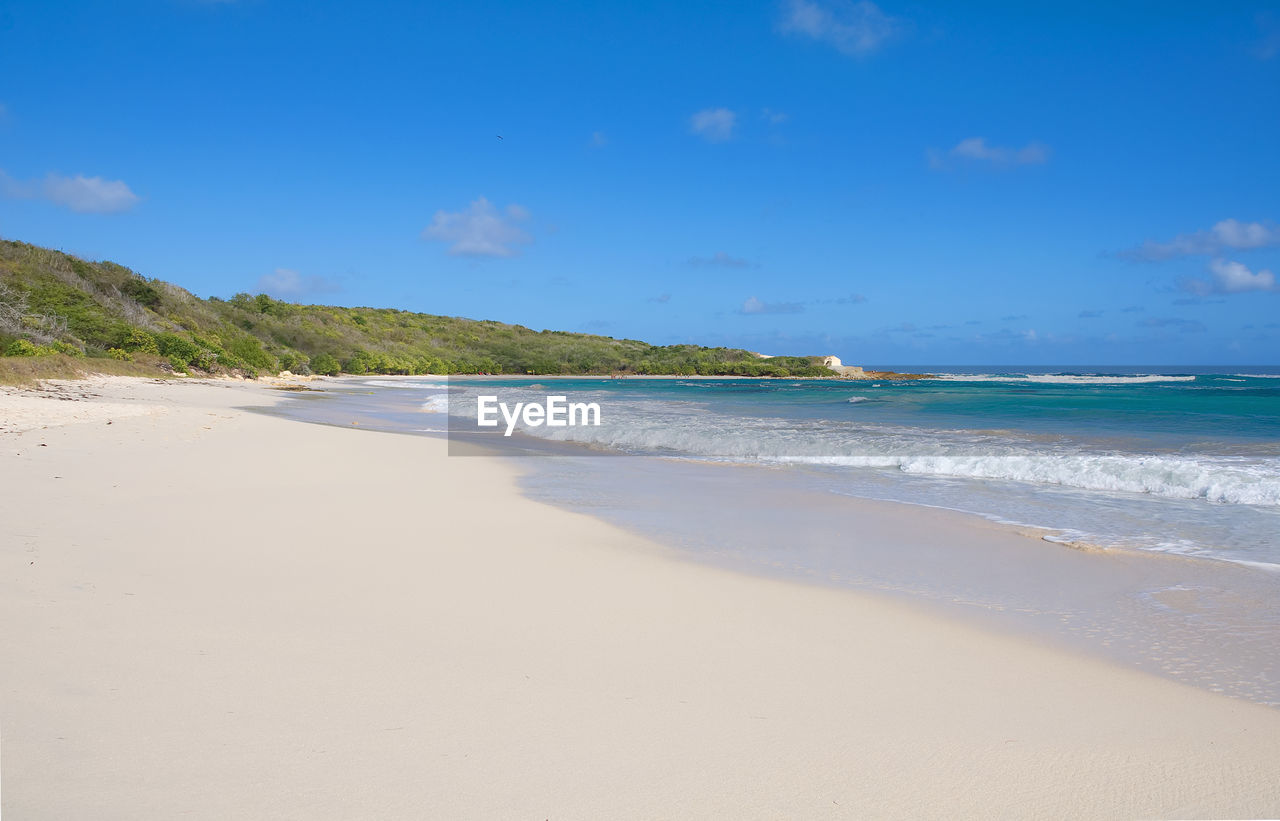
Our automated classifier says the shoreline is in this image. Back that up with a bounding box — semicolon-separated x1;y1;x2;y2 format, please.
4;376;1280;817
355;372;935;381
262;373;1280;701
505;441;1280;707
302;375;1280;574
267;375;1280;705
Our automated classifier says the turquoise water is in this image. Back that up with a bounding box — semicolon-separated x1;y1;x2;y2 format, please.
426;367;1280;568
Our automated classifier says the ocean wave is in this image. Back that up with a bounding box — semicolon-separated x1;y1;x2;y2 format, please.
363;379;450;389
432;385;1280;507
933;374;1197;384
847;396;870;403
1027;374;1196;384
775;453;1280;506
535;422;1279;507
420;395;450;413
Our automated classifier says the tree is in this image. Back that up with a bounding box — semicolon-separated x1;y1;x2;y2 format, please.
310;353;341;376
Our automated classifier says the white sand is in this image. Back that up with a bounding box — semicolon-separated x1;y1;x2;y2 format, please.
0;377;166;434
2;378;1278;819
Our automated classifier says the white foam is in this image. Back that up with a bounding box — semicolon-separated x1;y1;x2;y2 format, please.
534;419;1280;507
1027;374;1195;384
778;453;1280;506
363;379;450;389
933;374;1197;384
435;384;1280;508
419;395;450;413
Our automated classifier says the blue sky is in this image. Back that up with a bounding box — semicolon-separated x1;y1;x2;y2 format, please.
1;0;1278;365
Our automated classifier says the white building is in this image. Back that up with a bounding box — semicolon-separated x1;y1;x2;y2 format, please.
821;355;865;377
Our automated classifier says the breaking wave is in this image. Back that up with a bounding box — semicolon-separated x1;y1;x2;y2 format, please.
419;395;450;413
932;374;1198;385
438;387;1280;508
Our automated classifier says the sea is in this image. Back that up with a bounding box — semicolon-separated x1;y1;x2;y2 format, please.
268;366;1280;705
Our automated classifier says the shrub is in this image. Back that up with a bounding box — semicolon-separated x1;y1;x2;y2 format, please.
120;328;160;354
49;340;84;357
310;353;341;376
277;352;304;373
5;339;40;357
107;347;133;361
121;278;161;308
168;355;189;373
223;335;276;369
156;333;200;364
342;351;375;374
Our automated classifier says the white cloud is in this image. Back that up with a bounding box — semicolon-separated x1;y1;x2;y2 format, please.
762;108;789;124
40;174;140;213
1122;219;1280;261
2;169;140;213
740;296;805;315
1208;218;1277;249
929;137;1049;169
779;0;902;57
255;268;341;300
422;197;532;257
1202;259;1277;294
690;108;736;142
590;131;608;148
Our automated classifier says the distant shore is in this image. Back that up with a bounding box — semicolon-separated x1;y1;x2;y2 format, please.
357;370;936;380
0;353;933;388
3;376;1279;818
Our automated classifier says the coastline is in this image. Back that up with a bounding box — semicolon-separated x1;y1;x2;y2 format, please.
3;377;1280;818
505;438;1280;706
258;373;1280;703
357;372;931;380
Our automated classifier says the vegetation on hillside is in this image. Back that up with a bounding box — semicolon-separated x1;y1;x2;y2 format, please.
0;352;171;388
0;240;836;378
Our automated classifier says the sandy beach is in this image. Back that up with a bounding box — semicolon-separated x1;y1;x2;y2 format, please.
3;376;1279;819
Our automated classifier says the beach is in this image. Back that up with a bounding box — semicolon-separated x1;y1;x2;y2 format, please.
3;376;1280;819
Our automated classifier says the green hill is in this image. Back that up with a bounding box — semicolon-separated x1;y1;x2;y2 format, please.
0;240;835;378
